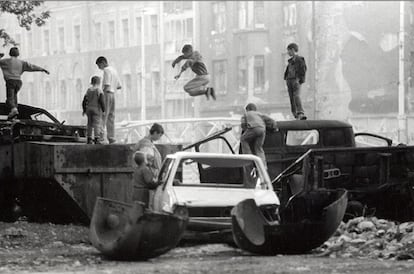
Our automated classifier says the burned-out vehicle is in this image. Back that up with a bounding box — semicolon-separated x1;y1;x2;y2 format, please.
0;103;87;143
201;120;414;222
151;152;280;240
147;151;347;254
0;103;183;224
0;103;91;221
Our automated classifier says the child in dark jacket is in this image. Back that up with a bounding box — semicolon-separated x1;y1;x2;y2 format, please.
82;76;105;144
132;151;160;207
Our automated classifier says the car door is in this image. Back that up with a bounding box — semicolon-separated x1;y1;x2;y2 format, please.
182;127;236;183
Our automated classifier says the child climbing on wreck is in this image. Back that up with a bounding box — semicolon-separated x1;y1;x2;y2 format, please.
132;151;160;207
172;44;216;100
82;76;106;144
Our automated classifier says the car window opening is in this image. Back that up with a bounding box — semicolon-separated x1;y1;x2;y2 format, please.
173;157;266;189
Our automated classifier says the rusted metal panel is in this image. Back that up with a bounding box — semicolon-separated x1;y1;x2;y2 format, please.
54;144;135;170
0;145;12;179
9;142;137;221
231;189;347;255
13;142;55;178
89;198;188;260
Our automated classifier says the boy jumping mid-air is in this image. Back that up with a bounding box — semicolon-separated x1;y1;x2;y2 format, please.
172;44;216;100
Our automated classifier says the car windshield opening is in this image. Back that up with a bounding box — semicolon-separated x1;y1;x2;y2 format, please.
173;157;267;189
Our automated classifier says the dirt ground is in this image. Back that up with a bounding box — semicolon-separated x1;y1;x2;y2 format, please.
1;221;414;274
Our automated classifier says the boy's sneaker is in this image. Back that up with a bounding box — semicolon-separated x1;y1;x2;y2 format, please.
205;88;210;100
298;113;307;120
210;87;216;100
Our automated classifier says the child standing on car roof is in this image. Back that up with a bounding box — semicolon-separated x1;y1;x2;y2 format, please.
172;44;216;101
82;76;105;144
0;47;49;120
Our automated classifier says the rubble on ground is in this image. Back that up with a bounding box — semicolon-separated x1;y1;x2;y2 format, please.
315;217;414;260
0;221;102;272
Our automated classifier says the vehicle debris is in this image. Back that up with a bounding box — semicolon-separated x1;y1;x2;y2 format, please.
89;197;188;260
231;189;347;255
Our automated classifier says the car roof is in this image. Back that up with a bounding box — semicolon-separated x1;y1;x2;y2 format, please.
0;103;59;123
276;120;352;130
167;151;261;161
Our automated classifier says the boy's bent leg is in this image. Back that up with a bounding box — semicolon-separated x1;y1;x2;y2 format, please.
253;128;267;167
183;76;210;97
240;129;257;155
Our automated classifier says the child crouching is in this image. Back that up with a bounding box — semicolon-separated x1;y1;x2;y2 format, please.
82;76;105;144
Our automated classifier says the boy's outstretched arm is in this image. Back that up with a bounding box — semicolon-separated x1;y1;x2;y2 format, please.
174;61;191;80
172;55;188;68
23;61;49;74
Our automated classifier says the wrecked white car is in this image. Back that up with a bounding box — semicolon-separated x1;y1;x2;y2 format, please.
152;152;280;241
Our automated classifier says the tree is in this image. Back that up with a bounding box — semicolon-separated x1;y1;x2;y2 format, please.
0;1;50;46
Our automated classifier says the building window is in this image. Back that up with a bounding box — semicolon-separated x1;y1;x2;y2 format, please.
254;55;265;92
45;82;52;109
213;60;227;94
176;20;183;42
165;21;172;42
254;1;265;28
150;15;159;44
60;80;67;109
152;71;160;103
58;27;65;53
27;32;33;56
186;18;193;39
95;22;102;49
15;33;21;46
136;17;142;45
122;74;131;107
108;20;115;48
76;79;82;109
183;1;192;10
122;18;129;47
212;2;226;34
74;25;81;52
238;2;248;29
283;3;297;27
237;57;247;93
43;29;50;55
